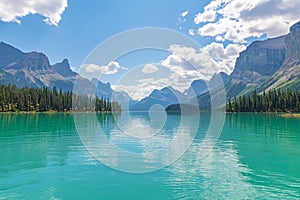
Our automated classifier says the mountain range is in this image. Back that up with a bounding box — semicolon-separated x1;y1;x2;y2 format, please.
1;21;300;111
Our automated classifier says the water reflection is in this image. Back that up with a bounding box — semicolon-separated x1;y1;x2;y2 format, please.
75;112;199;173
225;113;300;199
1;113;300;199
163;113;300;199
0;114;75;173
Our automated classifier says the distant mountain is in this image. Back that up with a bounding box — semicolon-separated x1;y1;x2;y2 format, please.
209;72;230;89
131;72;229;111
92;78;138;110
131;86;186;111
183;72;229;99
184;79;207;98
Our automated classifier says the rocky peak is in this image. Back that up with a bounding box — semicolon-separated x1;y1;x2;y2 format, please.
184;79;207;98
0;42;24;67
52;58;77;77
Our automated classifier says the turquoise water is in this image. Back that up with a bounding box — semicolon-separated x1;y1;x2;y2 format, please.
0;113;300;199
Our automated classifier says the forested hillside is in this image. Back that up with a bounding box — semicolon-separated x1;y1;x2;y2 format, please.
0;84;121;112
227;89;300;112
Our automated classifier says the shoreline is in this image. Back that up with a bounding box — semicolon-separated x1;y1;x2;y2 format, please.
0;111;120;114
279;113;300;118
1;110;299;115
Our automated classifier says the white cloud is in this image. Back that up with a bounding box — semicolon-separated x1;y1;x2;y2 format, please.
188;29;195;36
142;63;159;74
181;10;189;18
194;9;216;24
165;44;219;76
161;43;245;88
202;42;246;73
82;61;128;75
0;0;68;26
194;0;300;43
177;10;188;29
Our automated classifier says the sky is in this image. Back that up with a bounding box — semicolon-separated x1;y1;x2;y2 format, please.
1;0;300;100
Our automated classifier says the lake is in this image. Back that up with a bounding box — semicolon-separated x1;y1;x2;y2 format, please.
0;113;300;199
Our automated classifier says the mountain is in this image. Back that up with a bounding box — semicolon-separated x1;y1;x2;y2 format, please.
209;72;230;89
52;59;77;78
91;78;138;110
131;72;229;111
222;35;286;98
262;22;300;91
0;42;80;90
171;21;300;110
184;79;207;98
0;42;24;67
183;72;229;99
227;21;300;95
0;42;141;111
131;86;186;111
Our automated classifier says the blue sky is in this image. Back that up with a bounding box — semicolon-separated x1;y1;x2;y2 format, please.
1;0;300;99
0;0;210;69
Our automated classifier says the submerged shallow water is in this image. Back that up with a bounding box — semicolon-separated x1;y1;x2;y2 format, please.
0;113;299;199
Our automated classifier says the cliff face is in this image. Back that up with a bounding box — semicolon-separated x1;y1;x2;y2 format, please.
230;35;286;84
5;52;51;71
223;22;300;96
263;22;300;91
283;22;300;69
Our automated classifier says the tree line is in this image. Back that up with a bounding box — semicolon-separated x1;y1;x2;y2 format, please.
227;89;300;112
0;84;121;112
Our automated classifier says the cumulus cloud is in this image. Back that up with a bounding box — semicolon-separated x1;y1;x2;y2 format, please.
202;42;246;72
188;29;195;36
0;0;68;26
177;10;188;29
194;0;300;43
142;63;159;74
181;10;189;18
82;61;128;75
194;9;216;24
164;44;220;76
